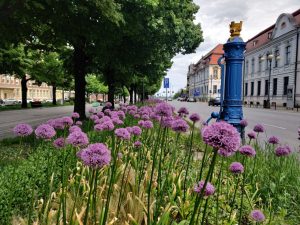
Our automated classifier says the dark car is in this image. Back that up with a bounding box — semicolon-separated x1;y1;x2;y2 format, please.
208;97;221;106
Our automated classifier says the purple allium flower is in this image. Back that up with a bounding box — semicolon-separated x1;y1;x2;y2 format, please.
46;119;55;127
89;115;99;121
62;116;73;126
13;123;33;137
141;114;150;120
194;181;215;196
268;136;280;145
104;108;111;115
117;111;125;120
178;107;189;116
53;137;65;149
115;128;131;140
126;127;133;133
247;131;256;140
134;114;141;119
131;126;142;136
154;102;173;117
189;113;201;123
101;121;115;131
75;121;82;126
202;121;241;156
171;119;189;133
150;112;160;121
250;209;265;222
229;162;244;174
134;141;142;148
253;124;265;133
141;120;153;129
105;102;112;108
69;125;82;133
35;124;56;140
66;131;89;147
78;143;111;169
240;119;248;127
161;116;174;128
117;152;123;159
111;117;123;125
71;112;80;119
239;145;256;157
97;111;104;118
88;108;96;114
53;118;65;130
275;145;292;157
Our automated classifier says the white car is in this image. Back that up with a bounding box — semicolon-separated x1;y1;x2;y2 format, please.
3;99;18;105
27;98;33;103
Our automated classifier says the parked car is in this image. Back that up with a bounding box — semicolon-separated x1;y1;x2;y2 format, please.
208;97;221;106
0;99;4;106
27;98;33;103
187;97;196;102
3;98;18;105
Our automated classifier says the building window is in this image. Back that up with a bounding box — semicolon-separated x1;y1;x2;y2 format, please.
253;40;258;46
245;83;248;96
281;22;286;29
251;58;255;74
16;79;19;85
257;81;261;96
273;78;277;96
251;82;254;96
213;85;217;94
274;49;279;67
283;76;289;95
285;45;291;65
265;80;269;96
268;32;272;39
258;56;262;72
246;61;249;74
213;67;218;79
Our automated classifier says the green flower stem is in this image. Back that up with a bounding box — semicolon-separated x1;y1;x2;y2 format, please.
183;122;195;202
238;158;247;224
92;170;99;224
215;158;224;224
147;123;162;225
197;144;208;181
116;158;130;217
200;197;210;225
83;169;96;225
190;149;218;225
228;174;241;220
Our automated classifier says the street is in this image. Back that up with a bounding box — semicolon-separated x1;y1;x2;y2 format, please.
170;101;300;149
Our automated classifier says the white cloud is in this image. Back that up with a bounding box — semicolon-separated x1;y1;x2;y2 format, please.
157;1;299;94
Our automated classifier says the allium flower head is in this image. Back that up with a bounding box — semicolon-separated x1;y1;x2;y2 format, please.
178;107;189;116
171;118;189;133
105;102;112;108
78;143;111;169
161;116;174;128
117;111;125;120
247;131;256;140
88;108;96;114
134;114;141;119
254;124;265;133
97;111;104;118
115;128;131;140
134;141;142;148
250;209;265;222
239;145;256;157
240;119;248;127
71;112;80;119
154;102;173;117
35;124;56;140
66;131;89;147
141;120;153;129
202;121;241;156
13;123;33;137
194;181;215;196
104;109;111;115
89;115;99;121
275;145;292;157
229;162;244;174
189;113;201;123
53;118;65;130
112;117;123;125
268;136;280;145
62;117;73;126
75;121;82;126
141;114;150;120
69;125;82;133
53;137;65;149
131;126;142;136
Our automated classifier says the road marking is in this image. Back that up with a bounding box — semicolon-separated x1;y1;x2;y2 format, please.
262;123;286;130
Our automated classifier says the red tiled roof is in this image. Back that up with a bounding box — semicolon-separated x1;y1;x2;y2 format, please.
246;8;300;53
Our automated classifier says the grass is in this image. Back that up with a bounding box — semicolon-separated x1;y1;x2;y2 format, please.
0;102;73;111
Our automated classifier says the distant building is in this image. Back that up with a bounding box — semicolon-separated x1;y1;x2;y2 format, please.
187;44;224;101
0;74;69;101
243;8;300;108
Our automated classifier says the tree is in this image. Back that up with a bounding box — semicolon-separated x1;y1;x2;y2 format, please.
86;74;108;101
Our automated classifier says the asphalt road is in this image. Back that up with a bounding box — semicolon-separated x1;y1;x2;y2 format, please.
170;101;300;149
0;106;74;139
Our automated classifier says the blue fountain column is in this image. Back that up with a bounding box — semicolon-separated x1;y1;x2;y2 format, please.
220;36;246;133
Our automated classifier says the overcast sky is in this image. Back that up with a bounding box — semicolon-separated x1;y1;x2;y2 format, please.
157;0;300;95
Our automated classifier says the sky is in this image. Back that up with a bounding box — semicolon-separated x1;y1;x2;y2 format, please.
157;0;300;96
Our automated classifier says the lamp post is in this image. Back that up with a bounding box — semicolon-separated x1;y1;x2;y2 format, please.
266;54;273;108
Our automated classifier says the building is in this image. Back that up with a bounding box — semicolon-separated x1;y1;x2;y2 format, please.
0;74;66;101
243;9;300;108
187;44;224;101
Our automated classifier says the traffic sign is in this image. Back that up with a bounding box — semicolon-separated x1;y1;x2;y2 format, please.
163;78;169;88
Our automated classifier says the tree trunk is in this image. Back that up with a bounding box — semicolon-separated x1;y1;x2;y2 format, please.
73;44;87;120
52;85;57;105
129;85;133;104
105;67;115;109
21;76;28;108
133;85;137;104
